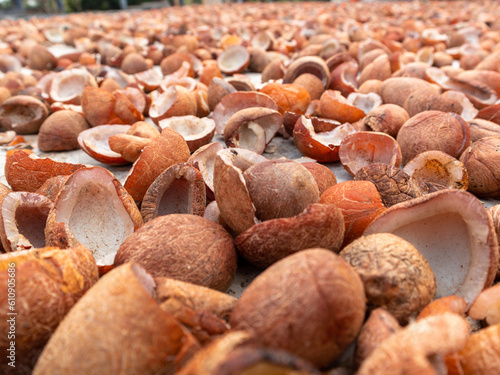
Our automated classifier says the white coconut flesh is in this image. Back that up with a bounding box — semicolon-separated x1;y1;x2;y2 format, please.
51;70;87;101
159;116;214;140
235;121;266;153
79;125;130;157
157;178;191;216
365;191;494;305
219;46;249;72
149;89;176;117
303;118;357;147
348;92;382;114
55;171;135;266
4;106;36;125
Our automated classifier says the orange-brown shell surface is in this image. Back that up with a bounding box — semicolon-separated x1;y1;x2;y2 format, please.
114;214;237;292
230;248;366;369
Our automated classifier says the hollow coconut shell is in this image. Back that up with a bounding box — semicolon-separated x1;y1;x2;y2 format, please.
124;127;191;203
33;262;200;375
114;214;237;292
357;313;470;375
45;166;143;272
364;189;499;306
230;248;366;369
5;149;87;193
0;245;98;372
178;331;321;375
235;203;345;269
0;191;53;252
140;163;206;222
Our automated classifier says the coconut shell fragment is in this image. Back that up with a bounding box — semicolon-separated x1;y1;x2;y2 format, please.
5;149;87;192
213;148;267;234
364;189;499;305
141;163;206;222
235;203;345;268
0;245;98;371
0;192;53;252
243;159;320;221
33;262;200;375
460;323;500;375
115;214;237;292
124;127;191;203
459;136;500;198
396;110;471;164
38;110;90;152
354;308;401;368
320;180;386;247
45;166;143;269
155;277;237;322
354;163;425;207
357;313;470;375
179;333;321;375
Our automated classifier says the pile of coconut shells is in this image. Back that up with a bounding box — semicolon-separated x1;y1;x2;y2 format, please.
2;0;500;374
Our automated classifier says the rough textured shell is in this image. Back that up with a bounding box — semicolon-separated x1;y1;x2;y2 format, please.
5;150;86;193
320;180;386;246
340;233;437;323
459;137;500;198
397;111;471;164
230;248;366;369
235;203;345;268
460;324;500;375
243;159;320;221
124;127;191;203
357;313;469;375
0;245;98;369
364;189;499;305
114;214;237;292
33;262;199;375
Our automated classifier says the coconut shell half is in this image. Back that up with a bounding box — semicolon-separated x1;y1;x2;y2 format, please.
45;166;143;271
0;245;98;372
364;189;499;306
33;262;200;375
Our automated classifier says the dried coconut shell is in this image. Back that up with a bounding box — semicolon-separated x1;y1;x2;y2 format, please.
45;166;143;270
37;110;90;152
357;313;469;375
0;245;98;371
5;150;86;193
123;127;191;203
32;262;200;375
235;203;345;268
114;214;237;292
340;233;437;323
230;248;366;369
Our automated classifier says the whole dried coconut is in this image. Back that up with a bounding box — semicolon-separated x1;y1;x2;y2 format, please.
114;214;237;292
230;248;366;369
340;233;436;324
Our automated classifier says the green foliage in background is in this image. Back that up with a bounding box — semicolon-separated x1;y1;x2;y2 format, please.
65;0;146;11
